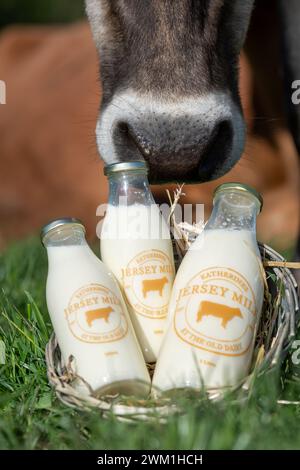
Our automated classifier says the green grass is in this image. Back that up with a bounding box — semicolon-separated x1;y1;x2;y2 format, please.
0;237;299;450
0;0;84;29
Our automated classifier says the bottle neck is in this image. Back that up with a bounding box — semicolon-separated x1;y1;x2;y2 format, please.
107;170;155;206
205;191;259;233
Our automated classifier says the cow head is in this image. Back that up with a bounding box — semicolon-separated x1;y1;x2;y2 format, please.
85;0;254;183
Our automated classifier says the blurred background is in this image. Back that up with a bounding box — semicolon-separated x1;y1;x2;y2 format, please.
0;0;299;255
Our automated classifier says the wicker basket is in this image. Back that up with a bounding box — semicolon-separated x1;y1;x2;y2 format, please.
45;240;299;422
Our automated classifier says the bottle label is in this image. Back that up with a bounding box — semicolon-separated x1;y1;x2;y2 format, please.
121;249;174;319
174;267;257;357
64;283;128;343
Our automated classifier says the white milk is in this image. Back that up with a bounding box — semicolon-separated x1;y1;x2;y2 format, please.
100;204;175;363
152;229;264;393
46;243;151;396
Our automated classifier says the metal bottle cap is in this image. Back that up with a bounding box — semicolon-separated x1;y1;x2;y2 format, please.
104;161;149;176
213;182;263;212
41;218;85;242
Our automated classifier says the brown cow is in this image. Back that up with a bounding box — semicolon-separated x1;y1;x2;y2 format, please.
197;301;243;329
142;276;169;298
85;306;113;327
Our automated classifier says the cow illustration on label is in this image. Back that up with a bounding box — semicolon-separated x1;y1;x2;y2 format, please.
196;301;243;329
85;307;114;327
122;250;174;319
142;276;169;298
174;267;257;357
65;284;128;343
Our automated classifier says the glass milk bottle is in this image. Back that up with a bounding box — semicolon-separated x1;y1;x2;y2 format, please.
42;218;150;397
153;183;264;394
100;162;175;363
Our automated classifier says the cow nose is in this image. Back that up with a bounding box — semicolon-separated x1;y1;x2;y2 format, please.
113;115;234;182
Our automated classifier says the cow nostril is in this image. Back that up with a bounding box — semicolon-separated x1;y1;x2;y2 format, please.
112;121;149;161
213;120;232;146
200;120;233;171
115;121;154;160
115;121;132;145
118;122;129;134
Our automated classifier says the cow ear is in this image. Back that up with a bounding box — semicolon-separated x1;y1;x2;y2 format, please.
224;0;255;53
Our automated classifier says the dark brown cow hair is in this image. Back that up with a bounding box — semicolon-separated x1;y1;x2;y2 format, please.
86;0;254;104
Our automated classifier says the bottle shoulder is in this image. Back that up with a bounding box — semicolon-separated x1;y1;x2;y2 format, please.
46;245;122;294
46;244;111;276
176;229;261;276
193;228;259;248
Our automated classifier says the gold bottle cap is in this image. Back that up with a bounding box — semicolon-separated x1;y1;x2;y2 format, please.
104;161;148;176
213;182;263;212
41;218;85;242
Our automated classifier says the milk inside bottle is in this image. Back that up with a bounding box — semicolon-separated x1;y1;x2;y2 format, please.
100;162;175;363
42;218;150;397
152;183;264;393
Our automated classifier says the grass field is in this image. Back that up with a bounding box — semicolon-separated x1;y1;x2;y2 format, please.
0;237;299;450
